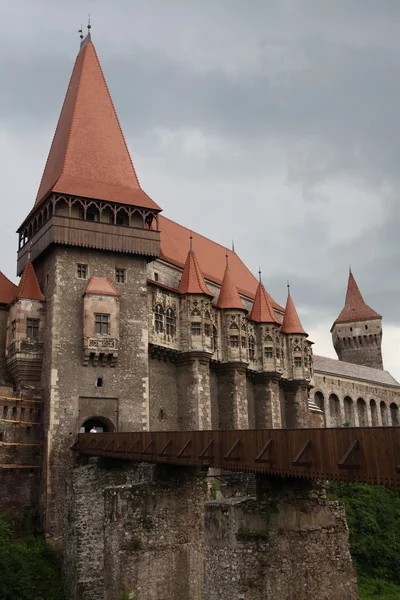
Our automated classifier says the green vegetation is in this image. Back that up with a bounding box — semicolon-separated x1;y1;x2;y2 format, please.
328;482;400;600
0;513;64;600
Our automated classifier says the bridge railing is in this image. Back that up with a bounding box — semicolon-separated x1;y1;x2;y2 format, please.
74;427;400;487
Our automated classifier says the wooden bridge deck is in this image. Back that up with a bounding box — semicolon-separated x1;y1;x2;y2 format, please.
74;427;400;487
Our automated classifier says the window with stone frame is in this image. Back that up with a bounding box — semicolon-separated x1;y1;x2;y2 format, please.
248;335;255;360
294;356;302;368
11;320;16;341
165;308;176;336
26;318;40;341
230;335;239;348
94;313;110;335
115;268;126;284
77;263;88;279
191;322;201;336
212;325;218;351
154;305;164;333
204;323;211;337
241;336;246;348
264;347;273;359
276;347;281;359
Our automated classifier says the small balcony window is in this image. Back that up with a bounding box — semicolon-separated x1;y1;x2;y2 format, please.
264;347;273;359
230;335;239;348
26;319;39;341
191;322;201;336
115;268;126;284
77;264;88;279
95;313;110;335
294;357;302;368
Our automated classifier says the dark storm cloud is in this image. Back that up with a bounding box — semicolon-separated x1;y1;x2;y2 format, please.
2;0;400;373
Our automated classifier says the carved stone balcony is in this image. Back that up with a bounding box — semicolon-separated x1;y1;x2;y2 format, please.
83;337;119;367
6;339;44;386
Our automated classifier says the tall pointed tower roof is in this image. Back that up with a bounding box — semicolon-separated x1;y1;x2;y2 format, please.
250;279;280;324
34;34;160;212
217;263;245;310
15;263;45;302
333;271;381;326
281;293;307;335
178;248;213;296
0;272;18;305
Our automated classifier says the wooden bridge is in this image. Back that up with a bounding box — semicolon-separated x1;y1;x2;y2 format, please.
74;427;400;487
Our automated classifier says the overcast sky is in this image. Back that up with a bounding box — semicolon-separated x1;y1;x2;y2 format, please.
1;0;400;377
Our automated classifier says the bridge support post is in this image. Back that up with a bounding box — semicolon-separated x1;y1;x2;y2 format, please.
253;373;282;428
204;476;358;600
217;364;249;429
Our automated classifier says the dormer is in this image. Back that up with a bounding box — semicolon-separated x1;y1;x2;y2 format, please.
16;34;161;276
83;277;120;366
6;263;45;388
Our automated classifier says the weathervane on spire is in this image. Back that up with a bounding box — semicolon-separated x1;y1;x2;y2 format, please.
287;280;290;296
87;14;91;32
225;250;229;268
189;234;193;252
78;25;84;41
258;267;262;282
232;239;235;253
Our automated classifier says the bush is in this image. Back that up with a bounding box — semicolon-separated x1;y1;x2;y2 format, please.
0;513;64;600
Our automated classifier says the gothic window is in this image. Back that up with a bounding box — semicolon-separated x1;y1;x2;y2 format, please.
264;347;273;359
230;335;239;348
26;319;39;341
241;336;246;348
212;325;218;351
294;357;302;368
11;320;16;341
115;268;126;283
166;308;175;336
77;263;88;279
95;314;110;335
204;323;211;337
154;305;164;333
191;322;201;336
275;347;280;359
248;336;255;360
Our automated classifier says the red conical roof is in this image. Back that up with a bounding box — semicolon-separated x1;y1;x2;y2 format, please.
34;35;160;212
250;281;280;324
0;272;18;305
217;266;245;310
281;294;307;335
84;277;120;297
334;271;381;326
15;263;44;302
178;250;213;296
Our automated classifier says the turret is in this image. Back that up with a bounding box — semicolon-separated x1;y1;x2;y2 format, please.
331;270;383;369
281;290;311;381
216;259;247;365
249;275;282;372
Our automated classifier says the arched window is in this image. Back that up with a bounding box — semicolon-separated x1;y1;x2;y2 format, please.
165;308;175;336
380;401;389;426
2;406;8;420
390;403;399;426
11;407;17;420
314;391;324;410
248;336;255;361
154;305;164;333
370;399;379;426
357;398;367;427
328;394;340;427
343;396;354;425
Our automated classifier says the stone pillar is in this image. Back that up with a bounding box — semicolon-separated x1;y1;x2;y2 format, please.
283;381;310;428
204;476;359;600
177;352;211;429
217;364;248;429
253;374;282;428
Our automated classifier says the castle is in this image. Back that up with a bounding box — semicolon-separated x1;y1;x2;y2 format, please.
0;33;398;545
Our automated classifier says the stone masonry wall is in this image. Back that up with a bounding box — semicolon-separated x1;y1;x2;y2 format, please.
204;476;359;600
149;357;179;430
0;307;11;385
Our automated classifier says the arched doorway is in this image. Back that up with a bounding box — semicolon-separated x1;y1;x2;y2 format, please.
328;394;341;427
79;416;115;433
314;391;324;411
343;396;354;426
357;398;367;427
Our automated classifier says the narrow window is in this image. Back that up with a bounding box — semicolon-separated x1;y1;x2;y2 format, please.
77;264;88;279
154;305;164;333
204;323;211;337
230;335;239;348
212;325;218;352
166;308;175;336
115;268;126;284
94;313;110;335
264;347;273;359
191;322;201;336
241;336;246;348
275;347;280;359
26;318;39;341
294;357;302;368
248;336;255;360
96;378;103;388
154;272;159;282
11;320;16;341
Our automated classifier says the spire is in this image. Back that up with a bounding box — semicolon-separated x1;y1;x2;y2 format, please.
178;248;213;296
84;277;120;297
34;36;160;212
250;281;280;324
334;271;381;325
217;265;245;310
0;272;18;305
15;263;45;302
281;293;307;335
